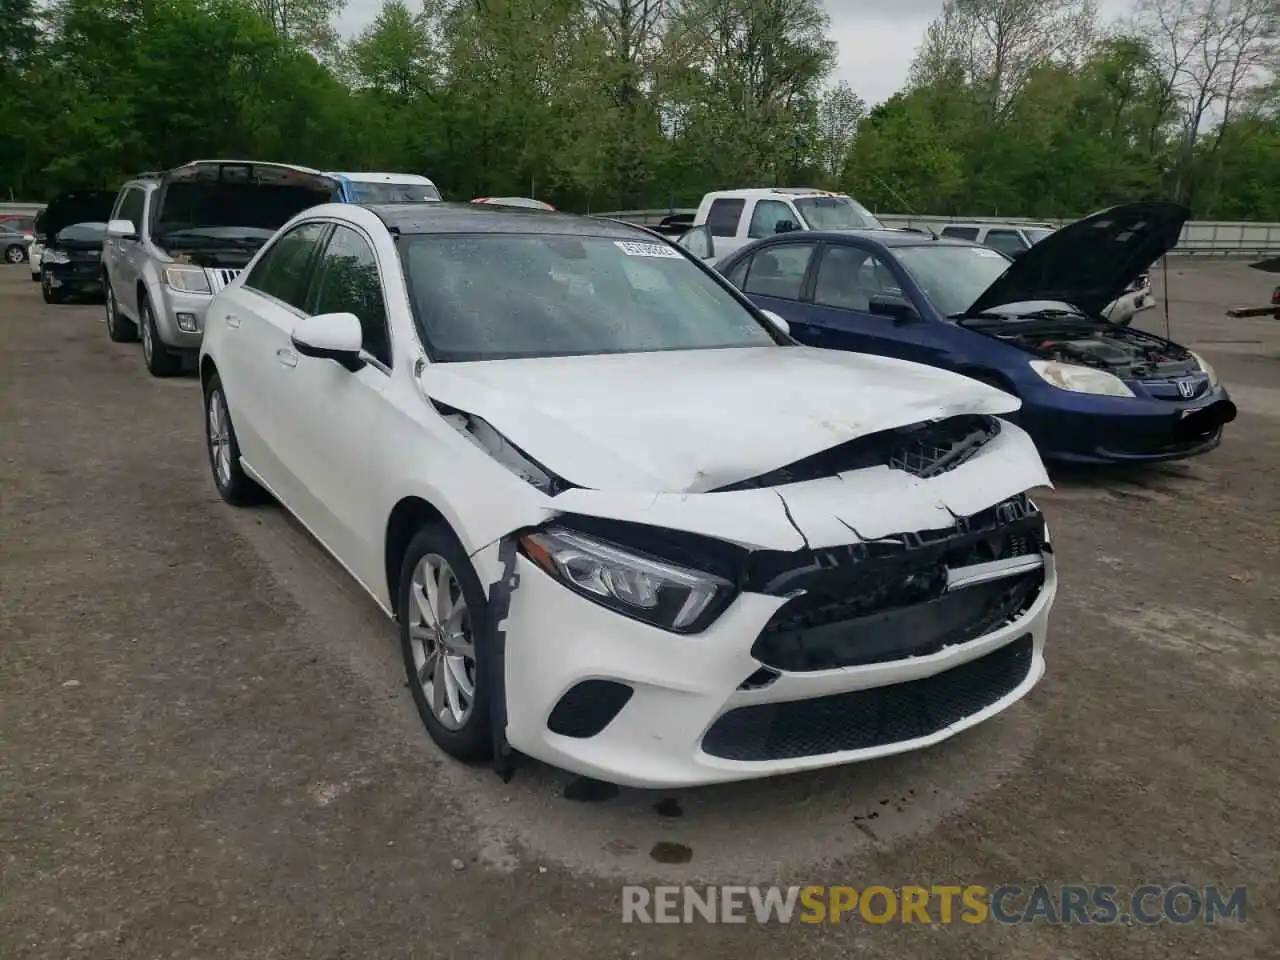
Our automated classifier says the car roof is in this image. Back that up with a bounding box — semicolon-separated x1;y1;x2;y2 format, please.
330;171;437;185
707;187;847;200
747;228;984;250
365;202;653;239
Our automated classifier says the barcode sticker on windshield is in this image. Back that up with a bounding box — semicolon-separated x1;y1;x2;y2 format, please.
615;240;682;258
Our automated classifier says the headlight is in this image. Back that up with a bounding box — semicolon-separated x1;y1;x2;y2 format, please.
1028;360;1134;398
1188;350;1219;387
163;265;211;294
519;527;733;633
43;249;69;265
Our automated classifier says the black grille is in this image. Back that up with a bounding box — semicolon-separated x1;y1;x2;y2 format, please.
702;634;1034;762
714;415;1000;491
546;680;634;738
753;568;1042;671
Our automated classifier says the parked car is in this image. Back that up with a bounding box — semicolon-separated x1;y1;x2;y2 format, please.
2;224;30;264
682;201;1236;465
199;200;1056;788
691;188;883;259
36;189;118;303
102;160;338;376
327;171;442;203
471;196;555;210
28;218;43;281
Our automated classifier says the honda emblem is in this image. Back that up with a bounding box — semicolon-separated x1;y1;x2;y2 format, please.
1177;379;1196;399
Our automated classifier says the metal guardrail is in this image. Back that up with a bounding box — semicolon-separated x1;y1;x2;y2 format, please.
0;202;45;216
594;209;1280;256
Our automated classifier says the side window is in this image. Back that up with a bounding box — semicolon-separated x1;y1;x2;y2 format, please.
814;246;902;312
724;256;750;288
748;200;799;239
985;229;1028;257
114;188;146;230
307;225;391;367
741;243;815;301
706;199;746;239
245;221;329;310
940;226;979;241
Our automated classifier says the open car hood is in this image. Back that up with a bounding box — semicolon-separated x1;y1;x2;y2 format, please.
966;201;1189;319
37;190;117;240
422;346;1024;495
154;161;338;234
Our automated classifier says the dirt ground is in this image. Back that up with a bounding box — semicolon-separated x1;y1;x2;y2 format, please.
1;257;1277;959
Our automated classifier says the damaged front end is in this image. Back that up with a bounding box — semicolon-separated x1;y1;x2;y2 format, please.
446;386;1053;784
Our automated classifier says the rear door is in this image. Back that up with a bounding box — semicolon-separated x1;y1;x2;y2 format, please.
217;220;332;503
733;240;818;327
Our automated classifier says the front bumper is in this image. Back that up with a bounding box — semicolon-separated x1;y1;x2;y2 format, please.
501;549;1055;789
154;286;214;350
43;261;103;295
1018;382;1237;464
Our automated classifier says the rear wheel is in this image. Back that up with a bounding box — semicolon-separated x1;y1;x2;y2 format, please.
140;294;181;377
104;283;138;342
5;244;26;264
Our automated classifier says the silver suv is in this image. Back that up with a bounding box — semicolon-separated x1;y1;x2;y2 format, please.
102;160;338;376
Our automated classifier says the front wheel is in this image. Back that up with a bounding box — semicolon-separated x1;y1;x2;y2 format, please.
40;273;68;304
140;294;181;377
399;525;493;763
203;372;265;505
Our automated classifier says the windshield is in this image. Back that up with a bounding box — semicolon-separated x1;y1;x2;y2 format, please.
893;243;1014;317
350;180;442;203
794;196;883;230
1025;228;1055;244
400;234;780;361
55;222;107;243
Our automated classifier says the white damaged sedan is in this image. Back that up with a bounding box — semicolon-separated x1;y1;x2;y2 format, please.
199;202;1057;788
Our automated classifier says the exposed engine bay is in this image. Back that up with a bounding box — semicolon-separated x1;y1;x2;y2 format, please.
167;248;258;269
978;318;1196;379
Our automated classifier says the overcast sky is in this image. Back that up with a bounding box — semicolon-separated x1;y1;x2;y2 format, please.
336;0;1139;109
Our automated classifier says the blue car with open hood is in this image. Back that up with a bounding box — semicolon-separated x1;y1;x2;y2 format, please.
680;201;1236;464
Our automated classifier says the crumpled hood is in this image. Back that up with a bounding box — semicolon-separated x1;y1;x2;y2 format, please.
422;346;1022;493
967;201;1189;318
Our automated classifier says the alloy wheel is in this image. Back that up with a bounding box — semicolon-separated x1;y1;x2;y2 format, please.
141;304;153;363
207;387;232;490
408;553;477;730
5;246;24;264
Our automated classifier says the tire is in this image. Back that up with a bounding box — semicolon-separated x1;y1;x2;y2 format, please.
30;271;40;283
139;293;182;377
203;372;265;506
104;282;138;342
5;244;26;264
398;524;493;763
40;273;68;304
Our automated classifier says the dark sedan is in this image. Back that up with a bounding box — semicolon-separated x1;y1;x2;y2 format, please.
679;202;1236;465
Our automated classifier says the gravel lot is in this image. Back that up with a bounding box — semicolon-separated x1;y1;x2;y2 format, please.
1;258;1277;959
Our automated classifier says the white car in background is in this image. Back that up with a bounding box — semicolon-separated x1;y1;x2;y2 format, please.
199;201;1056;788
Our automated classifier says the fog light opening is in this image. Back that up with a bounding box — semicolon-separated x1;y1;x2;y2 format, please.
176;312;197;333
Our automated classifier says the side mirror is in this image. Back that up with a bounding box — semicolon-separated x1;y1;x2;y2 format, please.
291;312;366;372
867;295;919;323
774;219;800;235
106;219;137;240
760;309;791;337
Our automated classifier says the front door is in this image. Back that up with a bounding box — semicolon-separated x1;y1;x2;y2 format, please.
279;223;395;588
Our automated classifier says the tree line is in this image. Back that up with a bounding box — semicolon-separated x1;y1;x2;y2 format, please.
2;0;1279;219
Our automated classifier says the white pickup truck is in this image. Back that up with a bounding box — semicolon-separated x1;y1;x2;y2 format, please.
686;188;885;259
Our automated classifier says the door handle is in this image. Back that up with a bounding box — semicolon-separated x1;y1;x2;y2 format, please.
226;313;241;329
276;347;298;368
